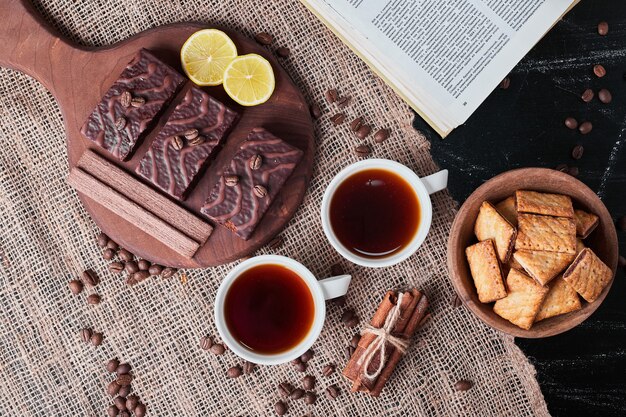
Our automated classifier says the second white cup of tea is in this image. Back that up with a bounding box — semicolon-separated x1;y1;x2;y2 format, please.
321;159;448;268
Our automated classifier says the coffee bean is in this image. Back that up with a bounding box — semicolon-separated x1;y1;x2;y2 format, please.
303;391;316;405
571;145;584;160
341;308;357;325
133;270;150;282
107;358;120;373
278;382;293;397
97;232;110;248
106;240;119;251
618;255;626;269
103;248;116;261
249;154;263;170
81;328;93;343
354;144;371;158
330;263;344;276
332;296;346;309
290;388;304;400
254;32;273;45
268;236;283;250
374;128;390;143
499;77;511;89
210;344;225;355
452;295;462;308
564;117;578;130
125;261;139;274
114;396;127;411
126;395;139;412
119;91;132;108
302;375;316;390
567;166;579;177
82;270;99;287
598;88;612;104
118;385;130;398
115;117;127;130
116;374;132;387
137;259;150;271
336;96;351;108
356;124;371;139
326;384;340;399
274;400;287;416
87;294;101;305
109;262;124;274
300;348;314;363
295;361;307;372
171;135;184;151
598;21;609;36
276;47;290;58
322;363;335;377
130;97;145;108
290;357;302;365
593;64;606;78
117;363;132;375
107;404;119;417
243;361;256;374
107;380;121;397
345;346;355;360
454;379;474;391
581;88;594;103
330;112;345;125
148;264;163;276
161;267;177;279
69;279;83;295
349;334;361;348
309;103;322;119
91;332;104;346
325;89;338;104
555;163;569;172
189;135;206;146
118;249;133;262
119;411;130;417
578;121;593;135
350;117;363;132
134;403;146;417
225;175;239;187
227;365;242;378
200;335;213;350
617;216;626;231
253;185;268;198
183;128;199;140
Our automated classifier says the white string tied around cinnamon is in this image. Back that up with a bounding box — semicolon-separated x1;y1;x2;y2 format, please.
356;292;410;381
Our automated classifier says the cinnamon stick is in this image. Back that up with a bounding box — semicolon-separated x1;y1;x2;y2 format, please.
67;168;200;258
77;150;213;244
368;293;429;397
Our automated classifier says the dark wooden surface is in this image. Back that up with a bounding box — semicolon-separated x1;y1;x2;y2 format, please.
415;1;626;415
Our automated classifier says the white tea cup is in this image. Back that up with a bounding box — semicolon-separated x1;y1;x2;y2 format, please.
214;255;351;365
321;159;448;268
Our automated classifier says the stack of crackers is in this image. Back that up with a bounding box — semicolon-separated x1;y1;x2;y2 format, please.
465;190;613;330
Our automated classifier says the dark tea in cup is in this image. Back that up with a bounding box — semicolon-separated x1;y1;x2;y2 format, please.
224;263;315;354
329;168;420;259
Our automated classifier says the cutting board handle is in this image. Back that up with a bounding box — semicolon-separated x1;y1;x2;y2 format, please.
0;0;77;94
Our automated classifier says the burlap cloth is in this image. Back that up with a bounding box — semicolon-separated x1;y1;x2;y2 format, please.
0;1;549;416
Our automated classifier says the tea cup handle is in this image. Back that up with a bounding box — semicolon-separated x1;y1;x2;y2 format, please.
319;275;352;300
420;169;448;195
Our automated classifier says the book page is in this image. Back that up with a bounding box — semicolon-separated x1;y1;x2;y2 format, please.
312;0;575;130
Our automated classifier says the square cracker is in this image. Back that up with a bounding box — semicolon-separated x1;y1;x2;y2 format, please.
535;275;581;322
493;268;549;330
513;250;575;286
574;209;599;239
515;213;576;254
563;248;613;302
516;190;574;218
474;201;517;263
466;240;507;303
495;196;517;227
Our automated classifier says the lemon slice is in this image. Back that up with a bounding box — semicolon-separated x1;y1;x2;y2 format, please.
180;29;238;86
223;54;276;106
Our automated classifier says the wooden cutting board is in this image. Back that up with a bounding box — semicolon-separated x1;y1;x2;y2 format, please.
0;0;315;268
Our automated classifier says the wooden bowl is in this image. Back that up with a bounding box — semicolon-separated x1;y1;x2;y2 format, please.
447;168;618;338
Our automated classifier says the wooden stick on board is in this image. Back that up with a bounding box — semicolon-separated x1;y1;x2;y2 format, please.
77;150;213;244
67;167;200;258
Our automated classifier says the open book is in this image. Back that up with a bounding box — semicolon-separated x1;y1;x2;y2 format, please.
299;0;579;137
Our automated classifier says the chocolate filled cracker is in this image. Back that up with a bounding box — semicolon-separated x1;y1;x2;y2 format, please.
81;49;186;160
136;86;239;200
201;128;303;240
